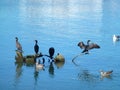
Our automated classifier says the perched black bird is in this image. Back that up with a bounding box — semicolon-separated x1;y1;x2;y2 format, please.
78;40;100;54
34;40;39;54
49;47;55;59
15;37;23;52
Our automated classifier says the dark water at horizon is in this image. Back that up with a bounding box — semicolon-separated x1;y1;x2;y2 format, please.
0;0;120;90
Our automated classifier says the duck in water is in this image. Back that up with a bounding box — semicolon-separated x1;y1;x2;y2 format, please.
35;59;44;71
100;70;113;77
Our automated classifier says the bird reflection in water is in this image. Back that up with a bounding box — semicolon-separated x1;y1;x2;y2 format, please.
14;62;23;87
34;58;45;84
77;70;98;82
49;62;54;77
100;75;112;80
15;62;23;78
34;70;39;85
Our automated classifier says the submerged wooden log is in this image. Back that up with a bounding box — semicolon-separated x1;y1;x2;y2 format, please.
24;55;36;65
15;51;43;64
16;50;23;58
15;50;24;63
54;53;65;62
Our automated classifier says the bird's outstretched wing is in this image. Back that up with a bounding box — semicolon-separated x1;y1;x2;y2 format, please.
88;43;100;50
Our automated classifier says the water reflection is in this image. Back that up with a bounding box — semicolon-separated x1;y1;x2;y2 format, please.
15;62;23;79
34;70;39;79
48;62;54;77
54;61;65;69
34;70;40;85
100;75;113;80
14;62;23;87
19;0;103;18
78;70;98;82
19;0;103;29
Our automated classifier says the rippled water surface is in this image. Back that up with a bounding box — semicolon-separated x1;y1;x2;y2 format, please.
0;0;120;90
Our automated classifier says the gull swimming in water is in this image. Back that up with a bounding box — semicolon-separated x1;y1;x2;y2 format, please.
77;40;100;54
113;34;120;42
100;70;113;77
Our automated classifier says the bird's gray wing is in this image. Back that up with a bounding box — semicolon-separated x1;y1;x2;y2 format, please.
87;43;100;49
106;70;113;74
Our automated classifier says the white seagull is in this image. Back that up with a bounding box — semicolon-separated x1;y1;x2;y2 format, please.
113;34;120;42
100;70;113;77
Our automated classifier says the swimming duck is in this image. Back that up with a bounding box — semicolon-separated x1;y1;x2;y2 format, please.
34;40;39;54
15;37;23;52
35;59;44;70
100;70;113;77
78;40;100;54
113;34;120;42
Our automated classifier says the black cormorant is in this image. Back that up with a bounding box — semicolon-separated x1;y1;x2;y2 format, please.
49;47;55;59
78;40;100;54
34;40;39;54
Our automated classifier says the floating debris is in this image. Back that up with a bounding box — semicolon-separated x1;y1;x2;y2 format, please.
54;53;65;62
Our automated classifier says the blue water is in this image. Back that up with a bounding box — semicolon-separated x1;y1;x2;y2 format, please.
0;0;120;90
